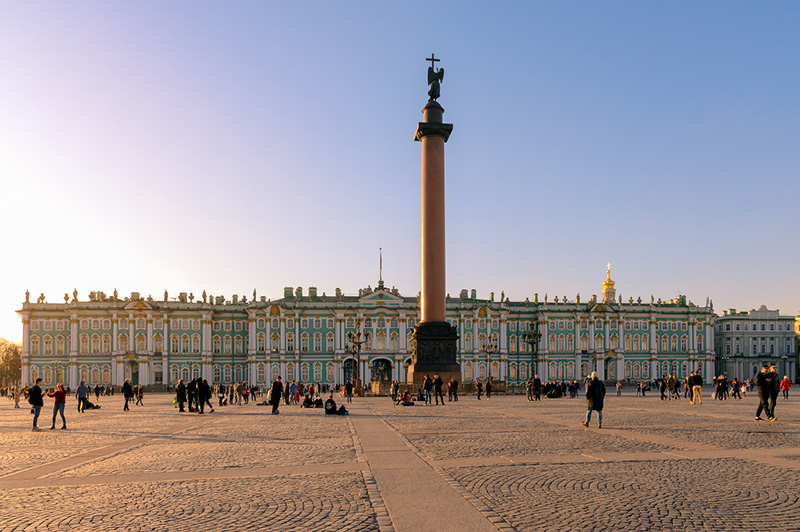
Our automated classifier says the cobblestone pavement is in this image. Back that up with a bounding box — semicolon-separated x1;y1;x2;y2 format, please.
2;389;800;531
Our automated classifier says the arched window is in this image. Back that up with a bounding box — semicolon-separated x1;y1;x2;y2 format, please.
213;336;221;355
80;335;89;355
224;336;232;355
271;333;280;351
581;335;588;351
257;363;266;384
301;363;310;381
624;335;631;351
136;334;146;352
181;335;190;354
548;361;556;380
479;362;487;380
465;361;473;381
326;362;334;382
213;365;221;383
364;318;373;328
567;334;574;352
192;335;201;354
286;333;295;352
234;336;243;354
181;366;190;382
287;362;295;382
327;333;335;352
633;335;640;352
377;331;386;351
80;366;89;383
56;336;65;356
548;334;556;352
610;334;618;350
346;317;355;328
91;367;100;384
271;364;279;382
224;365;232;382
625;361;632;379
390;317;398;328
376;318;385;328
642;361;649;379
44;336;52;356
567;362;575;380
103;334;111;354
633;363;640;379
271;318;279;329
365;332;373;350
681;336;688;352
171;365;179;383
102;366;111;384
257;333;266;352
301;333;309;352
313;333;322;352
234;365;242;381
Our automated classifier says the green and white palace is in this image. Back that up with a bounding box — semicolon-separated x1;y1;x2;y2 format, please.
17;268;716;389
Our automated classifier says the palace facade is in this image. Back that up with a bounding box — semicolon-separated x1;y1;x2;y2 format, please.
17;269;717;389
714;306;797;380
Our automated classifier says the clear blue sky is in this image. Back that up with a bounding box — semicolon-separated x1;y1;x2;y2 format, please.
1;2;798;342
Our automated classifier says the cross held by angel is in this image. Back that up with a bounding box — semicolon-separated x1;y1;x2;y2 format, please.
426;53;444;102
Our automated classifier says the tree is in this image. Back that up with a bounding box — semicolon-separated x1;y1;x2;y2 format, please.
0;339;22;386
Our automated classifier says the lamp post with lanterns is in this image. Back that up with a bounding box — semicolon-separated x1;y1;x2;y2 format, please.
522;320;542;379
346;320;365;395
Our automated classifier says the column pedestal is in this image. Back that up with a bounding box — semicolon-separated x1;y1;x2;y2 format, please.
407;321;460;388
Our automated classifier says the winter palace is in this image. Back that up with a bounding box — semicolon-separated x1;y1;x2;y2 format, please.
17;268;717;389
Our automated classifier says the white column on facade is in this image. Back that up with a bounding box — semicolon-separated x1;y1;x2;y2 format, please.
472;311;479;353
128;315;134;352
588;319;595;352
248;313;256;354
575;353;582;380
146;314;154;352
689;321;696;354
399;314;407;353
650;319;658;353
280;359;287;381
69;313;79;357
111;313;119;353
280;318;286;351
575;317;582;354
604;319;610;351
500;315;507;354
20;314;31;384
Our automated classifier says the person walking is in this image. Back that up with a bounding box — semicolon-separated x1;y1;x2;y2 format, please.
533;375;541;401
47;384;68;430
485;379;493;400
122;378;133;411
135;384;144;406
452;378;459;402
433;374;444;405
176;379;187;412
345;380;354;404
583;372;606;429
476;380;483;400
690;371;703;405
422;375;433;405
755;366;772;421
75;380;89;413
29;378;44;431
13;386;21;408
616;381;622;397
780;375;792;400
270;376;283;415
767;364;780;420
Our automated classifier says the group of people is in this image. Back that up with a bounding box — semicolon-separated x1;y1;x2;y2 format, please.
755;364;787;422
26;378;68;431
266;376;347;415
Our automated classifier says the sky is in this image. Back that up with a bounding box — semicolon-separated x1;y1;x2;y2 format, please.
1;2;798;343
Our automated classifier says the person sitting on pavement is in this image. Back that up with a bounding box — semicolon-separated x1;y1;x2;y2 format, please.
399;390;415;406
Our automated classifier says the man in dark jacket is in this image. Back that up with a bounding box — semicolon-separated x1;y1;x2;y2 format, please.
433;374;444;405
270;376;283;415
176;379;187;412
755;366;771;421
583;372;606;428
29;378;44;431
767;364;779;421
122;379;133;411
423;375;433;405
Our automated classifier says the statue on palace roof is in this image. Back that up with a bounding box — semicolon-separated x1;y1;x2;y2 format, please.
72;288;77;302
63;293;69;303
25;290;30;303
202;290;207;303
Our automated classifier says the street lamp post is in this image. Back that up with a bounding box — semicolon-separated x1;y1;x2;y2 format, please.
522;320;542;380
346;320;365;395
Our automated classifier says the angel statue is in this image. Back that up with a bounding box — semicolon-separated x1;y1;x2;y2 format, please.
427;62;444;102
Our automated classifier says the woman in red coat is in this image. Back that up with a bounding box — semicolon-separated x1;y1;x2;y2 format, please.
46;384;68;430
780;376;792;400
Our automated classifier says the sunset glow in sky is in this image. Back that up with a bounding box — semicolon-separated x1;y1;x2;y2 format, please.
1;2;798;342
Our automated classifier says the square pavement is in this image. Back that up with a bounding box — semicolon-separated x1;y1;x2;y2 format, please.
1;389;799;531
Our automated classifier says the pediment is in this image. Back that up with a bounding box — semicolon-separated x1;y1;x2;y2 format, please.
588;302;615;313
359;288;404;304
124;300;154;310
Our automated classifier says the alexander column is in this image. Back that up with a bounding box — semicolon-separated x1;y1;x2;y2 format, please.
407;54;461;387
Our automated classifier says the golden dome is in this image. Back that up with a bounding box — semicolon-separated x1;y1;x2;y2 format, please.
603;263;615;290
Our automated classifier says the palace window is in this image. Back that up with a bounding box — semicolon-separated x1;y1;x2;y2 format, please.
92;335;101;354
364;318;373;328
327;333;335;351
56;321;65;331
491;319;498;329
213;322;221;331
43;336;52;355
327;318;335;329
301;333;309;352
346;318;355;328
465;319;473;329
80;335;89;355
136;319;145;329
301;319;309;329
43;320;51;331
286;333;295;352
153;334;162;353
224;336;232;355
509;322;517;332
192;319;200;330
181;335;190;354
56;336;65;356
213;336;221;355
223;321;232;331
408;318;416;329
314;318;322;329
272;318;280;329
478;319;486;329
287;319;295;329
181;319;189;330
257;333;266;351
192;335;200;354
257;318;265;329
234;336;243;354
377;318;385;328
390;318;397;328
314;333;322;352
234;321;243;331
